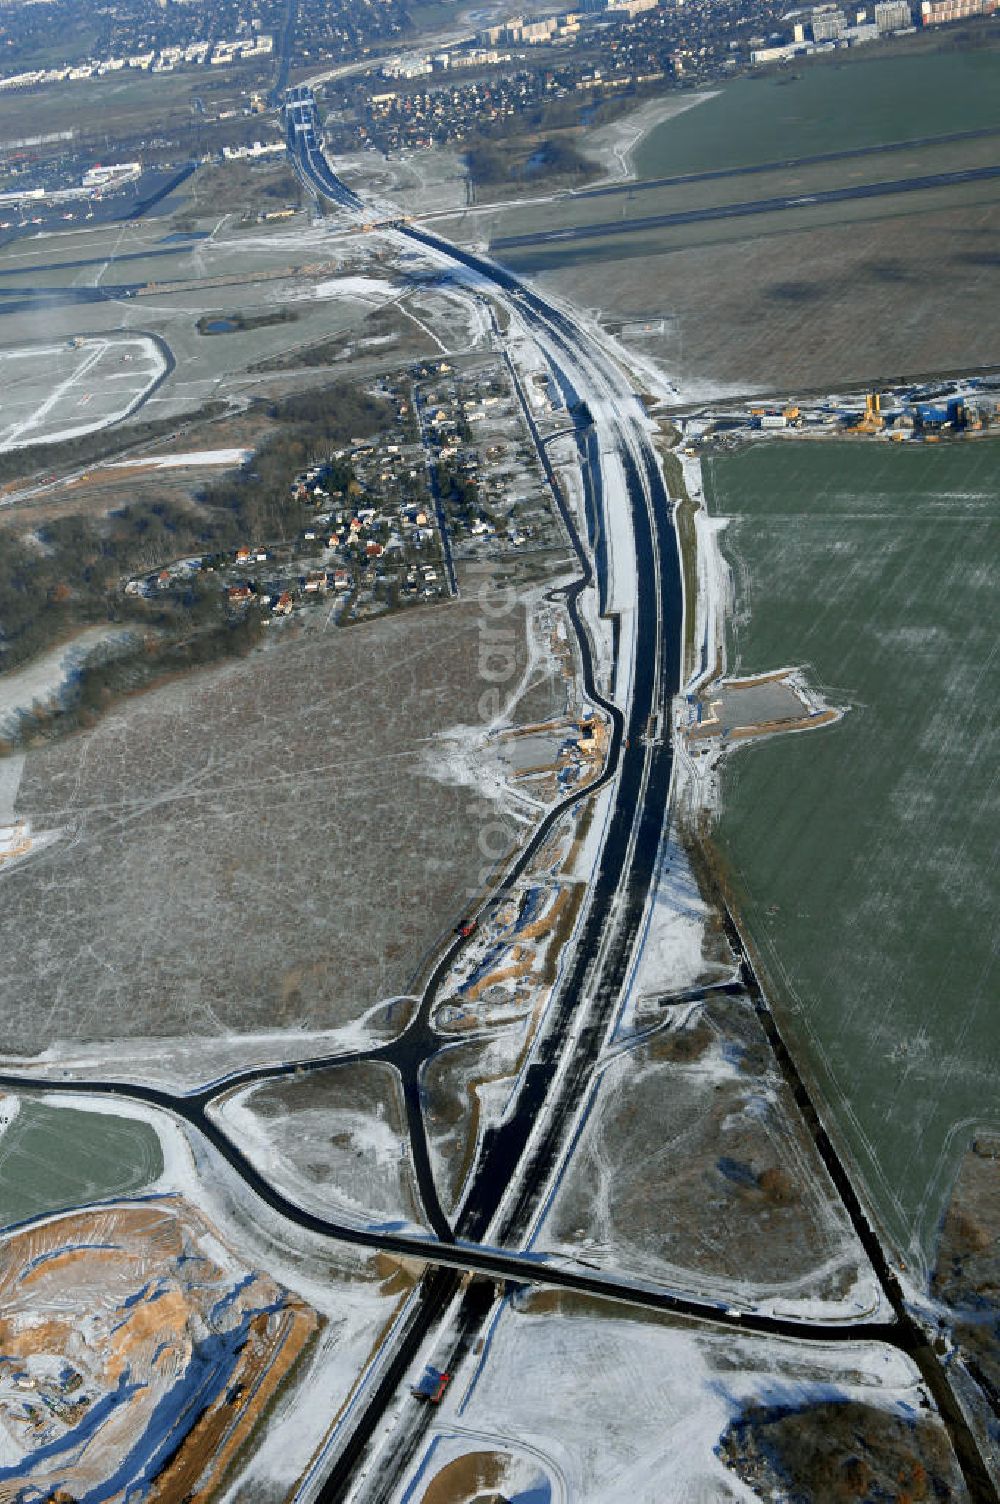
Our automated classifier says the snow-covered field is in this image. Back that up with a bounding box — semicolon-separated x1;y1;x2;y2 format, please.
0;608;503;1074
0;335;166;451
398;1296;944;1504
530;1002;881;1320
697;439;1000;1270
213;1062;429;1234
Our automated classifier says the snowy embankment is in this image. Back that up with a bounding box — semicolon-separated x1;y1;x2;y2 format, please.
0;1005;406;1094
106;448;251;470
680;446;730;696
505;307;641;714
594;436;638;710
0;627;139;741
300;274;401;303
548;432;616;701
617;825;734;1030
0;752;24;824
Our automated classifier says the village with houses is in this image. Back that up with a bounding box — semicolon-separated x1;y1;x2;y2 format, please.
124;355;564;631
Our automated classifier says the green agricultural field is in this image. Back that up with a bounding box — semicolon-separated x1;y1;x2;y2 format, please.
634;48;1000;179
0;1100;163;1227
464;46;1000;396
465;46;1000;265
487;134;1000;254
703;438;999;1268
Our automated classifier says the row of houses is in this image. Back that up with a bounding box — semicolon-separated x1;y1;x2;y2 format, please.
0;33;272;90
415;359;558;554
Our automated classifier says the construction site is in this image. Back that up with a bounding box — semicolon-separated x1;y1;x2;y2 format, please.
0;1197;319;1501
685;378;1000;449
0;818;31;865
685;668;841;756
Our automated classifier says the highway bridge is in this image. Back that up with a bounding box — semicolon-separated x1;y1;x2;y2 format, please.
284;87;363;211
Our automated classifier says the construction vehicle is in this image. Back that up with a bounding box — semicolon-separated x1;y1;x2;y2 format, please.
855;392;884;433
410;1366;451;1403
